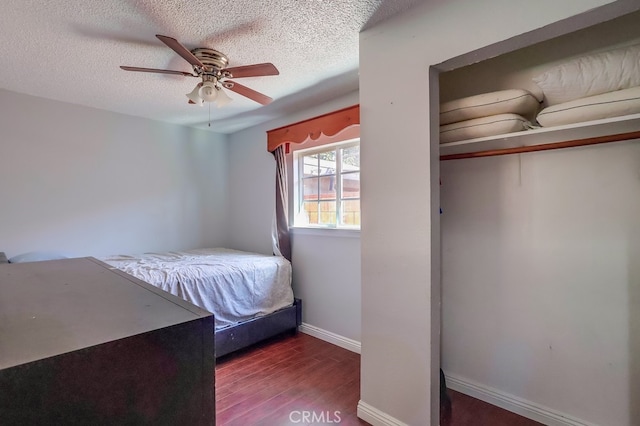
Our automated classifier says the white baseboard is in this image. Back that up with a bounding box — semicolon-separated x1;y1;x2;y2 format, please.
298;323;361;354
445;373;597;426
357;401;409;426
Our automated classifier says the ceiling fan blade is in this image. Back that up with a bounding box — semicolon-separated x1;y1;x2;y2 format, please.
223;63;279;78
120;66;197;77
224;81;273;105
156;34;204;68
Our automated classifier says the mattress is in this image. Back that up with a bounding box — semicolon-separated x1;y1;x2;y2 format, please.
101;248;293;330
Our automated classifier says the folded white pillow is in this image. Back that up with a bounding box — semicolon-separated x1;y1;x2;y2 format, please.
536;86;640;127
440;89;540;125
440;113;532;143
533;43;640;106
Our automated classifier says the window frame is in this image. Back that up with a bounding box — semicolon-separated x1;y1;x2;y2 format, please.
291;138;360;230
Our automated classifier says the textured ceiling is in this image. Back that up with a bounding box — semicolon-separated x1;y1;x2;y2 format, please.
0;0;421;133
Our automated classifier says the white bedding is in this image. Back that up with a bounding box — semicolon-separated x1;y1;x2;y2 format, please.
536;86;640;127
100;248;293;330
440;89;540;125
533;43;640;106
440;113;532;143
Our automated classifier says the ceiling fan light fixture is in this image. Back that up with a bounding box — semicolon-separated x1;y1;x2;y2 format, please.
200;81;218;103
186;83;204;106
216;87;233;108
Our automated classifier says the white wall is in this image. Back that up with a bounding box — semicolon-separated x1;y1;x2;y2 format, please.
291;231;361;342
0;89;229;258
358;0;621;425
441;141;640;426
226;91;362;342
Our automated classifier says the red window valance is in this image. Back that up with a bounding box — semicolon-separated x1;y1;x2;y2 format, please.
267;104;359;153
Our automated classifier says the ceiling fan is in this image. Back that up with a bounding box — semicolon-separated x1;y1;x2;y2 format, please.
121;34;279;107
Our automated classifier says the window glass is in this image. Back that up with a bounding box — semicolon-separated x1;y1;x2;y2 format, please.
341;172;360;199
342;146;360;169
294;140;360;229
341;199;360;226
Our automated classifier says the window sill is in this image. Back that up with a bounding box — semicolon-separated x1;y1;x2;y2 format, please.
290;227;360;238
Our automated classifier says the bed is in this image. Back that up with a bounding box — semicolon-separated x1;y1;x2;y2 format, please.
1;248;301;358
99;248;301;358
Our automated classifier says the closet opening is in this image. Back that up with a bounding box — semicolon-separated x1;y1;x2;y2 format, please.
432;5;640;426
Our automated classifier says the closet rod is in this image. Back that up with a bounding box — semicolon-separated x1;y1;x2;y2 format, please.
440;130;640;161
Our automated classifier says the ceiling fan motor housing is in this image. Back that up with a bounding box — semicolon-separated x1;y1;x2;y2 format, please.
191;48;229;74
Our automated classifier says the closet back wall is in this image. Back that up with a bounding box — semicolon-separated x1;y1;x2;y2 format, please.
440;140;640;426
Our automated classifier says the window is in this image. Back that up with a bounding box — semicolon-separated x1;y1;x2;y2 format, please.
293;139;360;229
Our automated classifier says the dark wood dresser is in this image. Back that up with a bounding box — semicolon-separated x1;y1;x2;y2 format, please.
0;257;215;425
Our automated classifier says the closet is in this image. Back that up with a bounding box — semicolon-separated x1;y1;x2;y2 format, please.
438;9;640;426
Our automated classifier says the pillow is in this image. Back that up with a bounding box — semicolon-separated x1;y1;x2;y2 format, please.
536;86;640;127
8;251;68;263
440;89;540;125
440;113;532;144
533;43;640;106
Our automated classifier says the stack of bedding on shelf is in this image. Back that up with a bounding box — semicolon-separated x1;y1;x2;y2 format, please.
439;89;541;143
533;43;640;127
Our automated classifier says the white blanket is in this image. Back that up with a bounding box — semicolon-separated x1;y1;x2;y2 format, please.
101;248;293;330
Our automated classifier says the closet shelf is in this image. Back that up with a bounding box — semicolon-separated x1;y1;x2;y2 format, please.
440;113;640;161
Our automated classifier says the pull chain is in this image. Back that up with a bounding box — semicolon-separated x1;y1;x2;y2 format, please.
208;102;211;127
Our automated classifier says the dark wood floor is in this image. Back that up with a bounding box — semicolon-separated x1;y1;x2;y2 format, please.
215;332;542;426
446;390;542;426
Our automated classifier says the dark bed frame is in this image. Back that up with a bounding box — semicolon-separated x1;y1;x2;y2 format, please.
0;252;302;358
215;298;302;358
